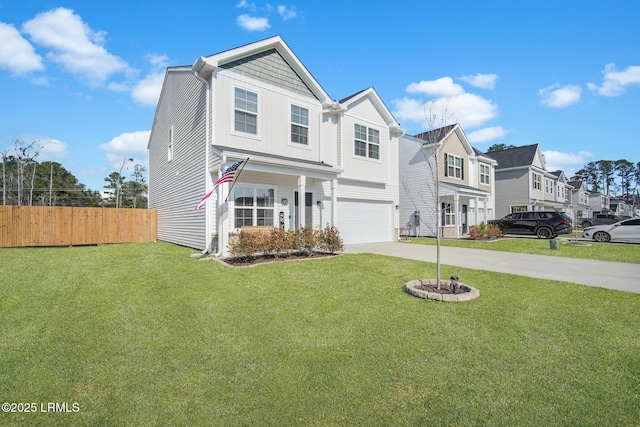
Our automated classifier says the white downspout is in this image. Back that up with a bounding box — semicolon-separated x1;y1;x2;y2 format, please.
194;69;213;254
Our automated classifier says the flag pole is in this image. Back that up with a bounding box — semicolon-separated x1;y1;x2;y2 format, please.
224;157;249;203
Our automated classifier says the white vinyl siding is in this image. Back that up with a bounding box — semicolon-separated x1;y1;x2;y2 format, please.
148;69;208;250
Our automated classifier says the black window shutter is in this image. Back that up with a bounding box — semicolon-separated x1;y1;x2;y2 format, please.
444;154;448;177
461;158;464;180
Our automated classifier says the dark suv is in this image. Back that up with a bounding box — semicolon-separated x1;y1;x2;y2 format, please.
488;211;573;238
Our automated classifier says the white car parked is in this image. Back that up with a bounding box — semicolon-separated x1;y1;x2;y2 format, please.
582;218;640;243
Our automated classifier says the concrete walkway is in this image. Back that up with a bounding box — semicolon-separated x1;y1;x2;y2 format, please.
344;241;640;294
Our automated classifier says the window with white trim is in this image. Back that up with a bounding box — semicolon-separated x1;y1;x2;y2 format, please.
545;178;553;195
442;203;455;226
446;154;463;179
480;163;490;185
291;105;309;145
354;124;380;159
168;126;174;162
234;186;275;228
234;88;258;134
533;173;541;190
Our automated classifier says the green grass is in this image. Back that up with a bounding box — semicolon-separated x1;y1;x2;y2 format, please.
403;235;640;263
1;242;639;426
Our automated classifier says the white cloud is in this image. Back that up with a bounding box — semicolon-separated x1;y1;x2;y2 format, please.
131;72;165;106
237;14;270;31
236;0;257;11
543;150;593;172
38;137;68;159
460;73;498;90
539;84;581;108
21;8;132;86
467;126;510;143
99;130;150;171
278;6;297;20
0;22;43;75
129;53;168;106
587;63;640;96
406;77;464;97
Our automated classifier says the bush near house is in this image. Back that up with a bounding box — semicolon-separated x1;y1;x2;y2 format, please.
228;225;344;261
468;222;503;240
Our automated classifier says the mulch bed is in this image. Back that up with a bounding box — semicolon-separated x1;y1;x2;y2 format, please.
415;280;470;294
222;252;337;266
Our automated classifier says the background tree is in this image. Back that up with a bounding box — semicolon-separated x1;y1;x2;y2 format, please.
487;143;517;152
103;172;124;207
614;159;635;200
572;162;600;192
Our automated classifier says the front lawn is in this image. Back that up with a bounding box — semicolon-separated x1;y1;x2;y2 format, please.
1;242;638;426
404;236;640;263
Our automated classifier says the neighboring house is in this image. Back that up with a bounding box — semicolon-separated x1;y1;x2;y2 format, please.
567;180;591;221
147;36;404;254
550;170;574;217
588;192;611;213
485;144;568;218
398;124;497;238
609;198;634;217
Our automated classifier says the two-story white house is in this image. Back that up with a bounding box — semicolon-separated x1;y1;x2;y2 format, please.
147;36;404;254
399;124;497;238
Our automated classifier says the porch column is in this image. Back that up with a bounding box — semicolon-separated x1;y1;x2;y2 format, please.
218;181;230;257
454;193;460;238
298;175;306;228
331;179;337;227
474;196;479;226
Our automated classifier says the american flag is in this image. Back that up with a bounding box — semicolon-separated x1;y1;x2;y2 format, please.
193;160;245;210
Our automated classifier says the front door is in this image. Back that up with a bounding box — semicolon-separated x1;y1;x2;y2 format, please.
462;204;468;234
294;192;313;229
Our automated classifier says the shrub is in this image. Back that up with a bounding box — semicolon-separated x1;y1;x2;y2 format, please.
228;226;344;260
469;222;503;240
319;224;344;253
228;231;268;260
295;227;320;256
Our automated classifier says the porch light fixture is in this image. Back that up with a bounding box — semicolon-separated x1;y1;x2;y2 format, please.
281;198;288;206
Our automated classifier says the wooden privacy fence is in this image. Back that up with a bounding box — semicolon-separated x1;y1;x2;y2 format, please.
0;206;157;247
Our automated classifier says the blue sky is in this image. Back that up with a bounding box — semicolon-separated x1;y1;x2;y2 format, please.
1;1;639;192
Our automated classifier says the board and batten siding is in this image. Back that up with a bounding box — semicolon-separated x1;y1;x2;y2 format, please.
148;69;209;250
212;71;327;164
340;101;392;184
398;136;438;236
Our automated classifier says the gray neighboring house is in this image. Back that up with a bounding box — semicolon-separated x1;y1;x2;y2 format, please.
567;180;591;221
399;124;497;238
485;144;569;218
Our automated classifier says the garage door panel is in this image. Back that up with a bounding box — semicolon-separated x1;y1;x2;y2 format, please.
337;199;393;244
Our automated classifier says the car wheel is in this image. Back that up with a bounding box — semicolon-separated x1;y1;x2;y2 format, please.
593;231;611;243
536;227;553;239
581;221;592;228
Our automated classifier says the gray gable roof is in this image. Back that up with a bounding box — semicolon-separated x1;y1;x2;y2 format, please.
414;124;457;143
485;143;539;169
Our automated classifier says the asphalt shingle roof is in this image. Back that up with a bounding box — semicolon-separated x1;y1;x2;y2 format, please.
485;143;539;169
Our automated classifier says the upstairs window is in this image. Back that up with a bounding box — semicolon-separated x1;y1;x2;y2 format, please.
291;105;309;145
545;178;553;194
480;163;490;185
445;154;463;179
354;124;380;160
234;88;257;134
533;173;541;190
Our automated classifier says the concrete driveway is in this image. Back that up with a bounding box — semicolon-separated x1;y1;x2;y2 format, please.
344;241;640;294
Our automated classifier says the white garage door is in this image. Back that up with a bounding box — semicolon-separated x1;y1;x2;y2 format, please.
337;199;394;244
